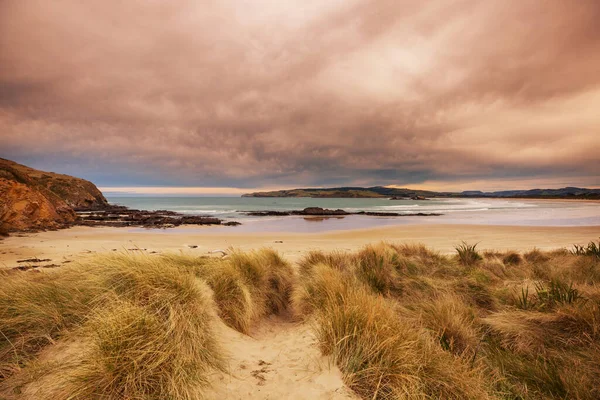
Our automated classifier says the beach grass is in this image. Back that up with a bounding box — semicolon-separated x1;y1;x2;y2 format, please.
1;242;599;399
296;241;600;399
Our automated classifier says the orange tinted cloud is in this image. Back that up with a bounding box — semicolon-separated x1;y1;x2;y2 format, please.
1;0;599;190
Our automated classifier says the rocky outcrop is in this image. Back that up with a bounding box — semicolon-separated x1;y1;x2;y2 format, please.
301;207;349;215
0;178;77;232
77;206;240;228
245;207;442;218
0;158;108;210
0;158;107;232
0;159;241;233
246;207;349;216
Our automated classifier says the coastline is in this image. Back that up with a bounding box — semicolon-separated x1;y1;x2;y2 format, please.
1;223;598;268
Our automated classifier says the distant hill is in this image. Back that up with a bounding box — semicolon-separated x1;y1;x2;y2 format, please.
0;158;108;232
242;186;600;199
242;186;441;198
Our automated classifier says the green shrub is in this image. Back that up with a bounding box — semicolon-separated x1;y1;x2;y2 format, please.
572;240;600;259
456;242;483;266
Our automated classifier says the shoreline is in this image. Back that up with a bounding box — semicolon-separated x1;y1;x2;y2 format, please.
1;223;598;268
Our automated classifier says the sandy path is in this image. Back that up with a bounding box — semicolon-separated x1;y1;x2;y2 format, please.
0;318;355;400
204;316;356;400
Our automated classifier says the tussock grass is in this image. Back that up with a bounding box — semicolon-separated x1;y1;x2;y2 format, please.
483;305;600;399
159;254;256;333
62;286;222;399
297;265;492;399
3;242;600;399
0;268;101;379
524;248;550;264
298;241;600;399
161;249;294;333
502;251;522;266
228;249;294;316
353;244;403;295
572;239;600;258
297;250;353;275
1;248;295;398
417;293;480;356
455;241;483;266
2;254;225;399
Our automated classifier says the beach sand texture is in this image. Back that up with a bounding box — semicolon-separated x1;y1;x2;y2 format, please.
1;224;598;269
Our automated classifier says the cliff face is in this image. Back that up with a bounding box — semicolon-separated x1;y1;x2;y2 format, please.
0;178;77;231
0;158;108;232
0;158;108;210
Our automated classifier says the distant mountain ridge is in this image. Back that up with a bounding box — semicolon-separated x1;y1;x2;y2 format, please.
242;186;600;199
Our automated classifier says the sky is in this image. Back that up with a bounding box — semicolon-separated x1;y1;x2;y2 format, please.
1;0;599;194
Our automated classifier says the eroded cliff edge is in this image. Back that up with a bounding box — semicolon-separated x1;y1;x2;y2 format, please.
0;158;108;232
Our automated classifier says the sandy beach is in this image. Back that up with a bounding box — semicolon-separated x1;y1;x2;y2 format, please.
1;223;598;269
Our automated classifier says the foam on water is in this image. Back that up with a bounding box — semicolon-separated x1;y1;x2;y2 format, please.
107;196;600;232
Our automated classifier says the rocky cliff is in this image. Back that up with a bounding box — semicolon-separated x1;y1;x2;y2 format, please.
0;158;108;232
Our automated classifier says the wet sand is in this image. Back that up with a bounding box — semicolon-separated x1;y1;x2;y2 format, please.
1;224;598;268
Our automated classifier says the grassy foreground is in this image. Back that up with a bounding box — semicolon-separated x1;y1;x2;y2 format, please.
0;242;599;399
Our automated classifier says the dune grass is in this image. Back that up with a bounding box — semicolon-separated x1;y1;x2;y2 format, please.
0;249;294;399
572;239;600;258
2;243;599;399
455;241;483;266
160;249;294;333
296;241;600;399
54;255;225;400
295;260;492;399
0;268;101;379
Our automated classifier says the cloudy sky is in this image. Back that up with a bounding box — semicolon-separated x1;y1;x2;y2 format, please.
1;0;599;194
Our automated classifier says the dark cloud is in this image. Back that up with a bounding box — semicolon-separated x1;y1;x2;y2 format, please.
0;0;599;190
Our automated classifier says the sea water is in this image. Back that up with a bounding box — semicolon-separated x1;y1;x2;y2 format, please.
106;196;600;233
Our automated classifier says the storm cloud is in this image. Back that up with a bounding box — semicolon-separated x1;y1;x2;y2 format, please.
1;0;599;190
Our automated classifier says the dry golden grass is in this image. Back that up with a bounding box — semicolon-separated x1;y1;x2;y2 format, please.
160;249;294;333
295;262;492;399
298;241;600;399
227;249;295;316
159;253;256;333
0;268;101;379
0;249;295;399
416;293;480;356
2;242;600;399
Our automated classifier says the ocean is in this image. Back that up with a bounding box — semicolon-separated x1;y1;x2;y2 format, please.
106;196;600;233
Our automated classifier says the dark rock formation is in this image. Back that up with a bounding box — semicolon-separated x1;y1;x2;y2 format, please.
246;207;442;218
389;195;429;201
300;207;349;215
246;207;349;216
355;211;442;217
76;206;237;228
246;211;293;216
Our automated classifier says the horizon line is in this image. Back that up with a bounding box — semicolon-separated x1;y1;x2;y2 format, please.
99;184;599;196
